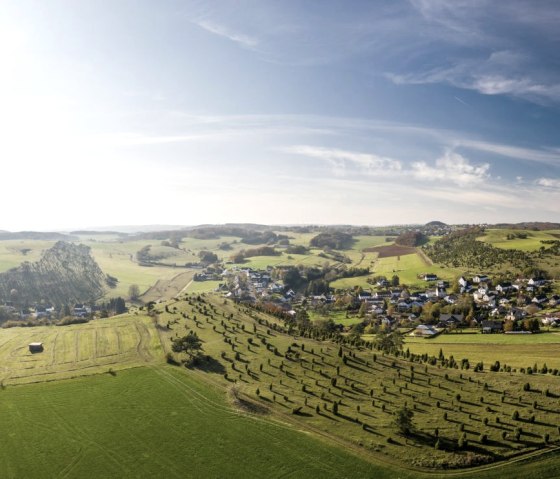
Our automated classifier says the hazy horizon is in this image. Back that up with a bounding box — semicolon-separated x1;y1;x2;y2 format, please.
2;0;559;231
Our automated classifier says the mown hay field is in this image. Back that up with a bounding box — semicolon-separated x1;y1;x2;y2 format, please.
0;315;161;385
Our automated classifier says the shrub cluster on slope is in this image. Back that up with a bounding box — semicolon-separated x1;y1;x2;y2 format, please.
422;227;534;270
395;231;428;247
310;232;354;250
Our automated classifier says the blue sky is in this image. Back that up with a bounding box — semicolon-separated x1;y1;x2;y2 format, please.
1;0;559;230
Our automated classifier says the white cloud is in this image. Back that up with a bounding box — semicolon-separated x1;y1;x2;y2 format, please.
411;151;489;186
193;20;258;48
537;178;560;188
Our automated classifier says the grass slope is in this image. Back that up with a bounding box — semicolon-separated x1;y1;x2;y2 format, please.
0;366;387;479
154;294;560;470
0;314;161;385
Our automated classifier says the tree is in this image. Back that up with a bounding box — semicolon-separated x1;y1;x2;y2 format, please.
198;250;218;264
394;405;414;435
391;274;400;287
358;301;367;318
128;284;141;301
376;330;404;352
172;332;203;357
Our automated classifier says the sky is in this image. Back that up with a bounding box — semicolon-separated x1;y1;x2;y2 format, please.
1;0;559;231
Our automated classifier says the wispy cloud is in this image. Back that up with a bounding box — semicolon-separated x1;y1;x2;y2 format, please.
283;145;402;176
455;140;560;166
193;20;258;48
387;2;560;104
386;56;560;103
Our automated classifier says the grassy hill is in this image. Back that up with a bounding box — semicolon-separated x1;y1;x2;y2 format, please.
2;294;560;476
151;293;560;470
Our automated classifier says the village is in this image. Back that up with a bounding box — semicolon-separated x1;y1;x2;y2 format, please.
197;265;560;338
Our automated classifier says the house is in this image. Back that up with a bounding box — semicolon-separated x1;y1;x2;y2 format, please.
458;276;469;289
506;308;526;321
482;294;496;307
397;301;411;312
532;294;548;305
444;294;458;304
410;324;438;337
481;320;503;334
440;314;464;326
425;289;439;299
496;282;513;294
423;274;438;282
374;291;392;299
29;342;44;353
528;278;546;287
473;275;489;284
358;292;372;301
34;306;49;319
73;304;90;318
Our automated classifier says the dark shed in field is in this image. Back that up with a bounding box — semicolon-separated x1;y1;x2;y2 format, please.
29;342;44;353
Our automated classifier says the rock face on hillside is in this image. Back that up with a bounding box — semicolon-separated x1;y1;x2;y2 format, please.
0;241;107;305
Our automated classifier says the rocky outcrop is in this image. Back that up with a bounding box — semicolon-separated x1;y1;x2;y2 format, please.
0;241;108;305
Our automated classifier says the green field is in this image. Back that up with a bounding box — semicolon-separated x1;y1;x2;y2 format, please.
330;250;461;290
308;310;364;327
3;364;560;479
406;331;560;370
0;240;53;271
478;229;560;252
0;366;387;479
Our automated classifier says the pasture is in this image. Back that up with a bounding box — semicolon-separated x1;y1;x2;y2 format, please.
406;331;560;370
0;366;385;479
478;229;560;252
0;240;54;272
374;252;461;286
0;315;161;385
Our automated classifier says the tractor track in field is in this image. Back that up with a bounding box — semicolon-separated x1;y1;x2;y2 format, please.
58;447;86;479
151;367;344;476
49;331;60;367
74;330;80;366
39;394;130;477
135;321;153;362
93;328;99;361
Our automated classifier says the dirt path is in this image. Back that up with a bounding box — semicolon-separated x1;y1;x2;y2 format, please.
140;271;194;303
416;248;433;267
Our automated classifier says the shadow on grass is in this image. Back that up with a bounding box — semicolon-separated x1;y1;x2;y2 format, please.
188;355;227;374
